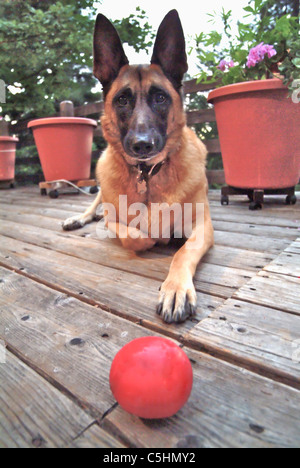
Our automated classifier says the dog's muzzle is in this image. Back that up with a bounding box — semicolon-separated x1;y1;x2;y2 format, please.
124;129;165;159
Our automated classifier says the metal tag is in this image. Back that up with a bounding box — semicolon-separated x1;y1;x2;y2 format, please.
137;178;147;194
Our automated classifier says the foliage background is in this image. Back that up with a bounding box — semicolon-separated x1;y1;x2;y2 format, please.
0;0;154;122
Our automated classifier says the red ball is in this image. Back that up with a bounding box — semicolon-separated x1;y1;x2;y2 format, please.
109;336;193;419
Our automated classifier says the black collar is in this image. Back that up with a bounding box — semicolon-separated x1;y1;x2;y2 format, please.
138;160;165;178
132;159;167;194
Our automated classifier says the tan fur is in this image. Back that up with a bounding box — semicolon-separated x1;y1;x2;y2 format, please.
62;63;214;323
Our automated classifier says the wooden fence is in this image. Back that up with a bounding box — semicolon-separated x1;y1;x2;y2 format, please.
9;78;225;186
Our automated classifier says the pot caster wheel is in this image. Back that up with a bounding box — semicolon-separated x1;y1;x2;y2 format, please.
10;182;15;189
247;193;254;202
89;185;99;194
49;189;59;199
221;195;229;206
249;201;262;211
40;188;47;196
285;194;297;205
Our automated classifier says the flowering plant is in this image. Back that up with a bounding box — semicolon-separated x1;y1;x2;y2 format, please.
195;0;300;90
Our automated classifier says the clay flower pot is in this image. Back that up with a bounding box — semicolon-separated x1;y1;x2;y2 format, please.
0;136;19;181
208;79;300;189
28;117;97;181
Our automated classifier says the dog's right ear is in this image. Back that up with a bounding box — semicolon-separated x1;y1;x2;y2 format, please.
93;14;129;94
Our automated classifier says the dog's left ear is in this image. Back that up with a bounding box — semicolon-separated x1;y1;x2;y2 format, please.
93;14;129;93
151;10;188;89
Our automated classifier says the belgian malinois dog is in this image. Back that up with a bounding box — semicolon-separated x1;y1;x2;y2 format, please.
63;10;214;323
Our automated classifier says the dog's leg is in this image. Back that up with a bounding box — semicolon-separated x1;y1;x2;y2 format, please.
107;221;156;252
157;204;214;323
62;189;102;231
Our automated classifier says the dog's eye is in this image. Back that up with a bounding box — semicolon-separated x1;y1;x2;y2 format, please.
117;95;129;106
154;92;167;104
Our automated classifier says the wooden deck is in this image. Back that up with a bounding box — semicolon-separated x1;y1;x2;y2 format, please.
0;186;299;448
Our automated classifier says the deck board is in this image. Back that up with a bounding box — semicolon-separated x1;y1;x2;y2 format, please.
0;187;299;448
0;351;115;448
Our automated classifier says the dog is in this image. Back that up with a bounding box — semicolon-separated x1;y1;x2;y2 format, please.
62;10;214;323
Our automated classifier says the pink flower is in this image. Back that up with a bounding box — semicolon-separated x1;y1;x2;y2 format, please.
246;43;277;68
217;59;235;71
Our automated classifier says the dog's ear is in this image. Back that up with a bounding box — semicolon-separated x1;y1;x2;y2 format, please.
93;14;129;93
151;10;188;89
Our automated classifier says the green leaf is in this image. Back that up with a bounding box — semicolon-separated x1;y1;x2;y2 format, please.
292;58;300;68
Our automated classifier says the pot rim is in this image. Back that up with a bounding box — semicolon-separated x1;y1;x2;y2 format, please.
27;117;98;129
207;78;287;103
0;136;19;142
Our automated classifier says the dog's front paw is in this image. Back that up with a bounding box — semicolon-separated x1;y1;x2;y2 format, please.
62;214;93;231
156;276;197;323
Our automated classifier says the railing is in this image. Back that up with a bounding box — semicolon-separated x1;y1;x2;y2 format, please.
8;78;224;186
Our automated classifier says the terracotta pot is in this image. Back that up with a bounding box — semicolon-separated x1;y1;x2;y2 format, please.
0;136;19;181
28;117;97;181
208;79;300;189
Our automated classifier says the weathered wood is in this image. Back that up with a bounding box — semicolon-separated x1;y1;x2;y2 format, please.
60;101;74;117
263;249;300;278
0;351;95;448
202;138;221;154
183;78;221;94
184;298;300;388
0;187;299;447
0;268;166;417
285;238;300;254
74;101;104;117
0;212;274;272
68;423;126;448
214;229;291;254
233;271;300;316
0;119;9;136
0;236;224;337
186;108;216;125
0;218;254;297
212;219;299;240
102;348;300;448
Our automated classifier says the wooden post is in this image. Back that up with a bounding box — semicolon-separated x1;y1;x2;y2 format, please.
59;101;74;117
0;119;9;136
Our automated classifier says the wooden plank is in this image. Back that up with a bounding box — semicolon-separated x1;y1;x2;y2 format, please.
183;78;221;94
0;267;170;417
0;120;9;136
0;237;224;337
184;298;300;388
0;220;250;298
212;219;299;240
285;238;300;254
68;423;125;448
233;271;300;316
263;250;300;278
214;229;291;254
74;101;103;117
102;348;300;448
0;198;295;256
186;108;216;125
203;139;221;154
0;212;273;273
210;205;300;228
0;351;95;448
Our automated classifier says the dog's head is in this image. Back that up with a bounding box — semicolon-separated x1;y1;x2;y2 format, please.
93;10;188;166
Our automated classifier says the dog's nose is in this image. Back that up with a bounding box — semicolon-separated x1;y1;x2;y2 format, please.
124;129;164;158
132;134;155;156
